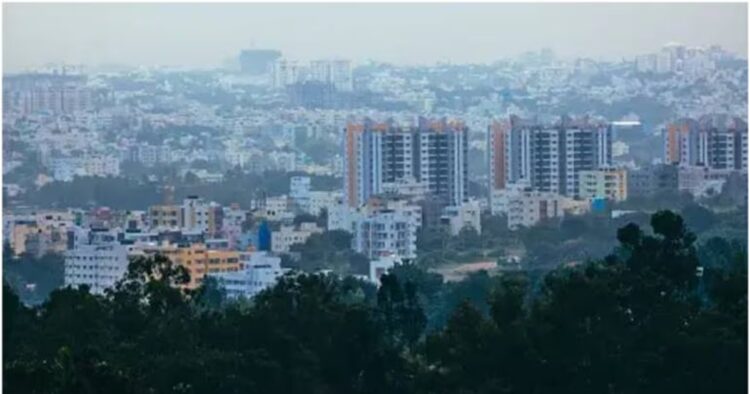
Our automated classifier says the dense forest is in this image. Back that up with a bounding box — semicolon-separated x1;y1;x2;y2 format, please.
4;211;747;393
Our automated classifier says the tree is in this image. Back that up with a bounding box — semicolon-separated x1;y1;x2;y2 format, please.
191;276;227;311
376;274;426;347
2;213;746;394
681;203;717;233
4;252;65;305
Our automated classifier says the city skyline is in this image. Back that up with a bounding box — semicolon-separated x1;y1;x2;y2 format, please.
3;2;748;72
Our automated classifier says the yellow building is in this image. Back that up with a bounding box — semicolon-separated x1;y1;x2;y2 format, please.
11;223;40;255
146;243;242;289
10;219;69;257
578;168;628;202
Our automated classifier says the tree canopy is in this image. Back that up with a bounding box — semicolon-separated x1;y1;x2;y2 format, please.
4;211;747;394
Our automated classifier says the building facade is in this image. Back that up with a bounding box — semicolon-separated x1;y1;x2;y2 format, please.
577;168;628;202
145;243;242;289
440;200;482;236
627;164;679;198
344;117;468;208
64;228;129;295
271;222;323;253
664;116;748;171
502;189;566;230
489;115;612;197
210;252;288;299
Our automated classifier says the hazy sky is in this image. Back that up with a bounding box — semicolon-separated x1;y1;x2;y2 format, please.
3;3;748;72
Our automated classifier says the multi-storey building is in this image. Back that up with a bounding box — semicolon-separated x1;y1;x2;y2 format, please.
3;74;96;115
289;176;312;210
143;243;242;289
309;59;353;91
271;59;302;89
506;189;566;230
440;200;482;236
149;204;181;230
664;116;748;171
64;228;130;295
48;156;121;181
4;210;74;256
180;196;211;234
344;117;468;208
306;191;342;216
627;164;679;198
336;197;422;260
352;209;418;260
222;204;247;250
577;168;628;202
489;115;612;197
271;222;323;253
209;251;288;299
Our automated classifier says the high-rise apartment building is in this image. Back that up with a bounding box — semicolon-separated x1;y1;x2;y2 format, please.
664;116;748;171
309;59;353;91
344;118;468;208
271;59;303;89
488;115;612;197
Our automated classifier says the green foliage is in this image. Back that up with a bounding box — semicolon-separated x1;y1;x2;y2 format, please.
287;230;369;274
3;245;64;305
3;211;746;393
17;171;342;210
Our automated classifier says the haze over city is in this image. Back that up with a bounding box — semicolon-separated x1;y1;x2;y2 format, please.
2;2;749;393
3;2;748;71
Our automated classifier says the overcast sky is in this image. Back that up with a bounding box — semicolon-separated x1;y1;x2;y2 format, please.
3;3;747;72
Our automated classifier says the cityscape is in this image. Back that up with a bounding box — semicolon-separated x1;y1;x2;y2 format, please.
2;3;748;393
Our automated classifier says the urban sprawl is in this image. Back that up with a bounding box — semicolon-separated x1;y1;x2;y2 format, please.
3;43;747;302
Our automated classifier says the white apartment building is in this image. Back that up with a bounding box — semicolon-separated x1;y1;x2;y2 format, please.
505;189;566;230
49;156;121;181
210;252;288;299
351;209;418;260
327;202;353;232
440;200;482;236
490;182;531;216
272;59;303;89
181;196;211;233
289;176;311;211
258;195;295;222
64;228;130;295
271;222;323;253
309;59;353;91
348;199;421;260
307;191;342;216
